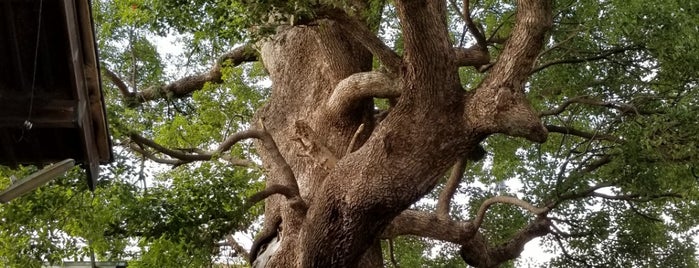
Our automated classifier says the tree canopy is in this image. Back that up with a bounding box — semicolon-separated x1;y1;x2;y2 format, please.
1;0;698;267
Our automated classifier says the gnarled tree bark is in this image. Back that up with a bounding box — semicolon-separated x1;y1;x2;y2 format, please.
108;0;554;267
249;0;552;267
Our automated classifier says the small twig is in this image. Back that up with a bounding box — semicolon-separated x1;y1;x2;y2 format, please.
531;45;640;74
590;192;682;202
449;0;487;50
539;95;638;117
128;132;254;166
552;233;592;268
627;202;662;222
346;123;365;155
549;182;614;209
550;222;593;238
537;26;581;58
548;216;583;229
388;238;400;268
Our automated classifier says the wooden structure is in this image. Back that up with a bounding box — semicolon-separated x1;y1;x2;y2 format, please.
0;0;112;190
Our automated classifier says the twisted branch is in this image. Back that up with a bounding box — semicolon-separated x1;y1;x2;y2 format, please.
437;158;467;218
104;45;257;105
472;196;549;231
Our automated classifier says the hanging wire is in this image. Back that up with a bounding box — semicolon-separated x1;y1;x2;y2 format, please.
25;0;46;131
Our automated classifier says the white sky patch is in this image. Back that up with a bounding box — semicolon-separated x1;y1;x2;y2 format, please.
151;34;186;78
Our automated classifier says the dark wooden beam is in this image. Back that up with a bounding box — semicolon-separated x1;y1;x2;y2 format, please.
63;0;100;190
3;1;28;92
0;98;78;128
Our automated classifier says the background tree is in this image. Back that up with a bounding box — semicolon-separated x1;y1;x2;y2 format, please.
1;0;698;267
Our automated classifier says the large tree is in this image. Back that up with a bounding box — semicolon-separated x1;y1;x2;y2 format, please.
2;0;698;267
101;0;699;267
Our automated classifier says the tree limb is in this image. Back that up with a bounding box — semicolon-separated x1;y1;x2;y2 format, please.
327;71;399;115
437;158;467;218
465;0;552;143
382;209;473;242
453;46;491;67
248;184;306;210
589;192;682;202
472;196;549;231
545;124;622;143
128;127;303;208
317;8;402;73
225;234;251;262
531;45;640;74
577;155;612;173
480;216;551;266
128;143;181;165
102;67;134;99
128;132;253;166
548;182;614;209
105;45;257;105
480;0;552;88
384;209;551;268
539;95;638;117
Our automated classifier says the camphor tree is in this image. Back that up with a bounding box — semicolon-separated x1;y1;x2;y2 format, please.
98;0;699;267
4;0;696;267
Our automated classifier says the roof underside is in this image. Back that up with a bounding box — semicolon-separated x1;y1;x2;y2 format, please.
0;0;112;189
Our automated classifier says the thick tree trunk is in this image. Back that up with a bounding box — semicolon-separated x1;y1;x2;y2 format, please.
253;20;380;267
103;0;554;266
249;0;551;267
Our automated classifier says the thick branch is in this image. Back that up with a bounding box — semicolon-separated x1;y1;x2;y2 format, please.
545;124;622;143
248;184;301;203
480;0;552;88
437;158;467;218
454;46;491;67
473;216;550;267
318;8;402;73
102;67;134;99
384;210;550;268
225;235;251;262
532;46;640;74
106;45;257;104
383;210;473;242
327;71;399;114
465;0;552;142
